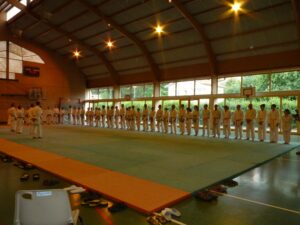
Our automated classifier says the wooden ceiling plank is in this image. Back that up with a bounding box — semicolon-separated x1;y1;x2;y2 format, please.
291;0;300;45
6;0;120;84
172;0;218;75
76;0;161;81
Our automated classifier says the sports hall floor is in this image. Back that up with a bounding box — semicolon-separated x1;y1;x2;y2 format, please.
0;125;299;225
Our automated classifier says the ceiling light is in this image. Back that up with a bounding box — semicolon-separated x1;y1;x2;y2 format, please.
154;24;164;35
73;50;81;59
232;2;241;12
105;40;115;49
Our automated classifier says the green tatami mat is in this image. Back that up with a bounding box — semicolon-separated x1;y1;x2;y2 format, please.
0;126;297;192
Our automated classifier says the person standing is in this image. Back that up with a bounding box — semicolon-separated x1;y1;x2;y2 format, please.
16;105;25;134
80;107;85;126
107;106;113;128
245;104;256;141
7;103;17;132
67;106;72;124
233;105;244;139
27;104;35;135
101;105;106;128
126;107;132;130
53;106;60;124
223;105;231;139
186;107;192;135
212;104;221;138
120;104;125;129
72;107;77;125
136;108;141;131
178;104;186;135
89;108;95;127
142;104;149;131
268;104;280;143
202;104;210;137
163;108;169;134
170;105;177;135
192;105;200;136
131;106;136;131
60;107;65;124
149;107;155;132
156;105;163;132
31;102;43;139
257;104;267;142
282;109;293;144
111;106;115;128
76;107;80;125
95;107;101;127
45;107;53;125
114;106;120;129
24;106;31;125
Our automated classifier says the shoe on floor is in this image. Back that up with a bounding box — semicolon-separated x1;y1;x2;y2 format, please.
20;173;30;182
32;173;40;181
209;185;227;194
42;179;59;186
195;190;218;202
223;179;238;187
108;202;126;213
161;208;181;217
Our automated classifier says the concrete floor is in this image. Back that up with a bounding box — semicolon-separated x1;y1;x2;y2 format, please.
0;145;299;225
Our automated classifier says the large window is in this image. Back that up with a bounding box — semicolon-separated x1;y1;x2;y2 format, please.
195;79;211;95
242;74;270;92
218;76;241;94
145;84;154;97
0;41;6;79
6;0;36;21
160;79;212;97
0;41;44;80
271;71;300;91
132;85;144;98
119;100;152;109
160;82;175;97
120;86;131;98
120;83;153;98
176;81;194;96
282;96;298;131
87;87;113;100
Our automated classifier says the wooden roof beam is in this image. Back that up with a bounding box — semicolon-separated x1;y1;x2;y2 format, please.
76;0;161;82
6;0;120;85
291;0;300;45
171;0;218;75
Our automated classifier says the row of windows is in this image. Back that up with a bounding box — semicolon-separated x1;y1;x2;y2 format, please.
0;41;44;80
6;0;35;21
86;70;300;100
120;84;154;98
87;87;114;100
219;71;300;94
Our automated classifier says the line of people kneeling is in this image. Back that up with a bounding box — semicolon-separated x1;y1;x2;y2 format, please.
7;102;296;144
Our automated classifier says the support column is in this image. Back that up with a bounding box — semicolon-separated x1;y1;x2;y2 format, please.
113;85;120;107
6;40;9;79
153;82;160;108
210;76;218;109
297;95;300;134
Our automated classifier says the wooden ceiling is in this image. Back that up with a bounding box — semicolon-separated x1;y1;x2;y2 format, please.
3;0;300;85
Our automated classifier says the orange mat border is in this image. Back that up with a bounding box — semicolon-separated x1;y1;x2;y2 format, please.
0;138;190;214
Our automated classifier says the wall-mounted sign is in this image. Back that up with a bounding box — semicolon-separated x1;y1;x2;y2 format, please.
23;66;40;77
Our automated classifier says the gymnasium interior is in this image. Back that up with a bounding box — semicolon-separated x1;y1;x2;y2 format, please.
0;0;300;224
